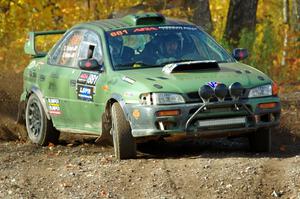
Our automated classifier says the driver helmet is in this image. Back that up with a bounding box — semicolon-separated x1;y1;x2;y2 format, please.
109;36;124;59
159;33;181;57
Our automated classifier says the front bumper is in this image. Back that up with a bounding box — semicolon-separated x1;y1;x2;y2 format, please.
125;96;281;138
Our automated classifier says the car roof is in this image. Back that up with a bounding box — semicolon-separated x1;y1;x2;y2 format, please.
78;12;194;32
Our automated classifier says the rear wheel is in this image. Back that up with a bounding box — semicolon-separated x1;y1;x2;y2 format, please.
25;94;60;145
248;128;271;152
111;103;136;160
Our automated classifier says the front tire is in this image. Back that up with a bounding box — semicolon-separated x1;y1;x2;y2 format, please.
25;94;60;145
111;103;136;160
248;128;272;152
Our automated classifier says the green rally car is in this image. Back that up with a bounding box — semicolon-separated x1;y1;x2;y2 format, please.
18;13;281;160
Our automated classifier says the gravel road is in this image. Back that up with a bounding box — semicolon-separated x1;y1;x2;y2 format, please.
0;71;300;199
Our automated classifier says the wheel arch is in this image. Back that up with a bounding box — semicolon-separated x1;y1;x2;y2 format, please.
101;93;132;137
27;87;51;120
109;93;131;121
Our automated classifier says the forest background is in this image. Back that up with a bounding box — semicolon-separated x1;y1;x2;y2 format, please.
0;0;299;89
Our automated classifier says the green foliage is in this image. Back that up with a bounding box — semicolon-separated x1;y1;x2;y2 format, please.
253;20;279;74
210;0;229;41
218;38;231;54
238;28;256;53
238;21;279;75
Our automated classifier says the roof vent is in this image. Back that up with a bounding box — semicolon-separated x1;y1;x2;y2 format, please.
122;13;165;26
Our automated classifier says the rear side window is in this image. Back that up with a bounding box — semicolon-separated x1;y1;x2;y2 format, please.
49;30;84;67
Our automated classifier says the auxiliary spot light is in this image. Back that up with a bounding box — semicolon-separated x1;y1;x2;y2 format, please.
199;85;214;103
214;83;228;101
229;82;243;100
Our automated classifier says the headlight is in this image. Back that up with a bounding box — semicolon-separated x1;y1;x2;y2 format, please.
153;93;185;105
248;84;272;98
140;93;185;105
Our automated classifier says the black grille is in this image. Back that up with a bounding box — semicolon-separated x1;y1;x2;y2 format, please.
186;89;247;102
186;92;233;102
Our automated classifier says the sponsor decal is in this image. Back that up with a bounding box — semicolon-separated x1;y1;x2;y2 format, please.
77;85;94;101
69;32;83;45
133;27;158;33
48;98;61;115
158;26;197;31
76;72;99;102
108;26;196;38
110;29;129;37
77;72;89;84
61;45;78;58
86;74;99;85
207;81;220;89
77;72;99;86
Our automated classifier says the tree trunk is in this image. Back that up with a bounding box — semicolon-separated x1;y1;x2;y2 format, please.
185;0;213;33
292;0;300;30
281;0;290;66
108;1;173;19
224;0;258;45
87;0;91;10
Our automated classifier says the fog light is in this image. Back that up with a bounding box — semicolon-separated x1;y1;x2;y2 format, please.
258;102;277;109
156;110;180;117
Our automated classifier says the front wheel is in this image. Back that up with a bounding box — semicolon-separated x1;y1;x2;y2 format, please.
25;94;60;145
111;103;136;160
248;128;272;152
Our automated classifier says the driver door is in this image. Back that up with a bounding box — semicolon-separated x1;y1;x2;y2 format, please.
47;29;104;133
64;30;104;132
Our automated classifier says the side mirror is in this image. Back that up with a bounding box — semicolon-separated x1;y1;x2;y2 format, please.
78;59;102;71
232;48;248;61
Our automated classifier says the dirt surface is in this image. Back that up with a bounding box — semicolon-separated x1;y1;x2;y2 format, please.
0;70;300;199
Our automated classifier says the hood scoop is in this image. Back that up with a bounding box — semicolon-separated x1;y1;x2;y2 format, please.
162;60;220;74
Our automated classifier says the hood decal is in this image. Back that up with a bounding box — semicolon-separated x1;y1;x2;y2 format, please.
122;76;136;84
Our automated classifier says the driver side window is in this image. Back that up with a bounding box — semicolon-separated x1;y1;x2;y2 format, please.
78;31;103;65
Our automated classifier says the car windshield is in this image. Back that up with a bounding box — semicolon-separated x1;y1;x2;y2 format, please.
106;25;235;70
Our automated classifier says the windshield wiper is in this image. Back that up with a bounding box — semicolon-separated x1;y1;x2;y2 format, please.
114;62;156;69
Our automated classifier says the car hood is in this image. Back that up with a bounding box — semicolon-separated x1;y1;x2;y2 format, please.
116;62;272;95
